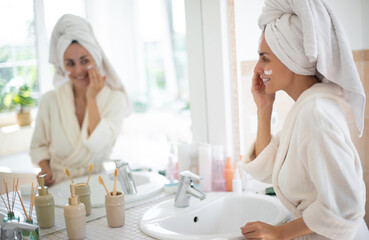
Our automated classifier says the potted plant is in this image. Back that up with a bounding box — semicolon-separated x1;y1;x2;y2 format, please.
12;85;36;127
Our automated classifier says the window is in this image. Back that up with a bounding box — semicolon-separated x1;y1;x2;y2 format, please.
0;0;38;113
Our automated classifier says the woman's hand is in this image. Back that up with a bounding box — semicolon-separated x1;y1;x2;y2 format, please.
240;221;284;240
38;160;55;186
251;72;275;109
86;67;106;100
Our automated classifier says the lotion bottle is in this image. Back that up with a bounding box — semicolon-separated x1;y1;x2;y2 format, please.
224;157;235;191
35;174;55;229
64;184;86;240
232;169;242;193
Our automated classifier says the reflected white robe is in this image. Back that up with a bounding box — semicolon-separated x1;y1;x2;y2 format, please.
243;83;367;240
30;82;127;182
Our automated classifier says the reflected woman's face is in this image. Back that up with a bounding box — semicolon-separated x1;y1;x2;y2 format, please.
63;43;96;89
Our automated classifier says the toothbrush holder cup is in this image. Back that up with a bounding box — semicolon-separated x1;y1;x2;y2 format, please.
74;183;91;216
105;192;125;228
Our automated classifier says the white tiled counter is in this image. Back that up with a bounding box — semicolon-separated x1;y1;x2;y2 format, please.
4;191;174;240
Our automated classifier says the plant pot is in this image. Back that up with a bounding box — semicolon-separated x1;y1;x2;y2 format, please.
17;111;32;126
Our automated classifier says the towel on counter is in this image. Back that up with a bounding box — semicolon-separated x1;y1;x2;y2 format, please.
258;0;365;136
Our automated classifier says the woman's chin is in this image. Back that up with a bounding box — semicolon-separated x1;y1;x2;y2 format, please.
72;79;90;88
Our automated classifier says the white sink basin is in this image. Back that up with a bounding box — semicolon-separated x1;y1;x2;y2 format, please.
140;192;290;240
49;171;167;207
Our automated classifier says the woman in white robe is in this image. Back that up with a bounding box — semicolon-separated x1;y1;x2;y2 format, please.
240;0;369;239
30;14;130;185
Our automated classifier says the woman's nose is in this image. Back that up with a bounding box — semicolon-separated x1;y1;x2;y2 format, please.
74;63;86;74
254;60;263;74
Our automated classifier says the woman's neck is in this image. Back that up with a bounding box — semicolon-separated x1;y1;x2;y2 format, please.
72;84;87;101
286;75;319;101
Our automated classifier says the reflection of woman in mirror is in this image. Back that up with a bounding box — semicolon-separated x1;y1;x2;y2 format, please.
30;14;130;186
241;0;369;239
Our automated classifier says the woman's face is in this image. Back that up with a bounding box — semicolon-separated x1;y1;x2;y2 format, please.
254;33;294;94
64;43;96;89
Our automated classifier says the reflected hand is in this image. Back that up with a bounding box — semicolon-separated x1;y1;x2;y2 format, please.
240;221;283;240
87;66;106;100
251;72;275;108
38;160;55;186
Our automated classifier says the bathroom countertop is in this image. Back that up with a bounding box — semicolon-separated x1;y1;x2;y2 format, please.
2;191;174;240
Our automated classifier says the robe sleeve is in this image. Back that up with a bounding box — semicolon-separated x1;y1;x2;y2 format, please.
29;92;52;165
81;91;127;153
242;134;279;183
301;127;365;240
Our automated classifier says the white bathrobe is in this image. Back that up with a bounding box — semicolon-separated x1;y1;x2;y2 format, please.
243;83;367;240
30;82;127;183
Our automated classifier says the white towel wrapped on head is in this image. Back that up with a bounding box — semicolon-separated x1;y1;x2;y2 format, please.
49;14;128;96
258;0;365;136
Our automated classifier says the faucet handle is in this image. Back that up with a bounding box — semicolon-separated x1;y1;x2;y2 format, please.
179;171;202;182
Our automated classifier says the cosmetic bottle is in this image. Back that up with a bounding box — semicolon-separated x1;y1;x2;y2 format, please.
198;142;212;192
212;145;226;191
167;142;179;182
232;169;242;193
224;157;235;191
64;184;86;240
35;174;55;229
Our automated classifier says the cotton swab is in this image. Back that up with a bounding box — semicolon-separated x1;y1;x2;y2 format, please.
64;168;74;183
113;169;118;196
97;176;111;196
86;164;94;185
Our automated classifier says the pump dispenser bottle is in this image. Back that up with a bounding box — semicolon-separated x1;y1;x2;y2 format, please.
64;184;86;240
35;174;55;229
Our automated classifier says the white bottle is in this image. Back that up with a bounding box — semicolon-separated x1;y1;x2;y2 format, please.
198;142;212;192
232;169;242;193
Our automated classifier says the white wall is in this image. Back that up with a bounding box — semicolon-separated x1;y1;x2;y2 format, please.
235;0;368;62
362;0;369;49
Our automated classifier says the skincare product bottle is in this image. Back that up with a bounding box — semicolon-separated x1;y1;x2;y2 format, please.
232;169;242;193
35;174;55;229
167;143;179;182
64;184;86;240
212;145;226;191
224;157;235;191
198;142;212;192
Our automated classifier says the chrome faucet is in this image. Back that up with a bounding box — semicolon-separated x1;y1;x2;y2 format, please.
174;171;206;208
0;221;38;240
113;160;137;195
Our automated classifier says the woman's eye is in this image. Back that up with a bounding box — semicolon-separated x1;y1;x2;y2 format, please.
66;62;74;67
81;59;89;64
262;57;268;62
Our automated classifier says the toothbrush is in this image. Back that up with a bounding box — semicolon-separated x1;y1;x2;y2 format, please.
86;164;94;185
64;168;74;183
113;169;118;196
98;176;111;196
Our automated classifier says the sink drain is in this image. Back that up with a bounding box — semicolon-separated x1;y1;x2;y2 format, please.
194;216;198;223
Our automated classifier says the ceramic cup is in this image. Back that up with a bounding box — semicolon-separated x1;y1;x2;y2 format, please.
75;183;91;216
105;192;125;228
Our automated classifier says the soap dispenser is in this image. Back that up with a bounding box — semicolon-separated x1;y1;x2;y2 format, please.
35;174;55;229
64;184;86;240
